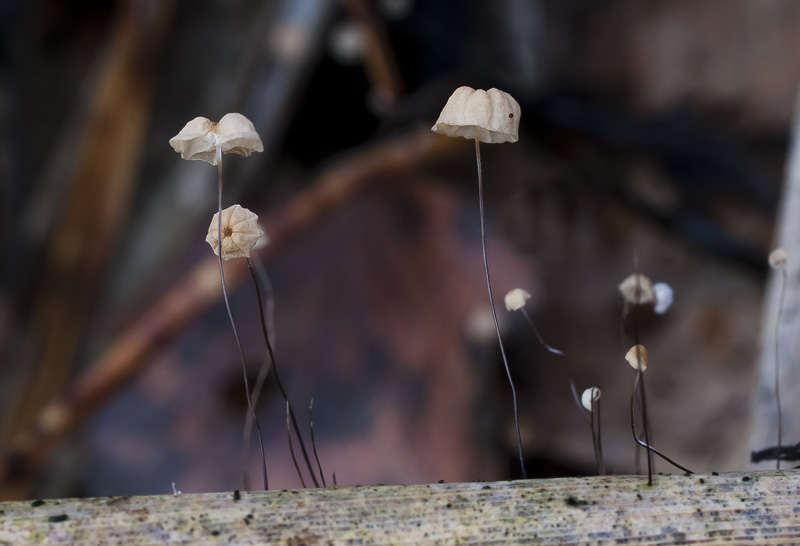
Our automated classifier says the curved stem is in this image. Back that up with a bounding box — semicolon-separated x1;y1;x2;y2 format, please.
242;256;276;489
520;309;588;426
475;131;526;479
630;371;692;476
216;147;268;490
247;258;320;487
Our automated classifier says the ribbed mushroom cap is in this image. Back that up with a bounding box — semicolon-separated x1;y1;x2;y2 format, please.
206;204;264;260
504;288;531;312
169;113;263;165
618;274;655;305
431;87;520;144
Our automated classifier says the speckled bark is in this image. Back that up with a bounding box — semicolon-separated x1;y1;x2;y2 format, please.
1;471;798;545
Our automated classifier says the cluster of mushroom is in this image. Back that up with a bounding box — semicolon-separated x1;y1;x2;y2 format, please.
169;113;265;260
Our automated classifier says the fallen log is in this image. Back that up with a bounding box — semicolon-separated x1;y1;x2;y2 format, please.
1;470;798;545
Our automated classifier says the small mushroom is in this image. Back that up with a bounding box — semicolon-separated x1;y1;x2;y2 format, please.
206;204;263;261
653;282;673;315
432;86;526;478
581;387;601;412
625;344;649;372
618;274;655;305
169;113;263;165
769;248;790;269
504;288;531;312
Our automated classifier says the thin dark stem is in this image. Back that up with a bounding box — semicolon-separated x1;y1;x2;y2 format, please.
286;401;306;488
216;148;268;491
475;132;526;480
520;308;587;425
775;267;787;470
247;258;320;488
630;371;693;476
595;395;605;475
631;266;653;484
310;399;327;487
242;256;276;490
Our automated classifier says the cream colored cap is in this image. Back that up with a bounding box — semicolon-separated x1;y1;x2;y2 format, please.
206;204;264;260
618;274;655;305
431;86;520;144
581;387;601;411
769;248;789;269
169;113;264;165
625;345;649;372
504;288;531;312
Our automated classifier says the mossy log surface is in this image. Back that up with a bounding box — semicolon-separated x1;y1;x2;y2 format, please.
1;470;799;545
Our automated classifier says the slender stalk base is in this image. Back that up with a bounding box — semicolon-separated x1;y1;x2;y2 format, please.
474;132;526;479
216;147;268;490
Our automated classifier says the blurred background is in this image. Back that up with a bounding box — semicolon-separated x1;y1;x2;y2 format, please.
1;0;798;499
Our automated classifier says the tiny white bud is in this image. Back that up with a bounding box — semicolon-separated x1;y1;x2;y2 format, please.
504;288;531;312
581;387;601;411
618;274;655;305
769;248;790;269
653;282;673;315
625;345;649;372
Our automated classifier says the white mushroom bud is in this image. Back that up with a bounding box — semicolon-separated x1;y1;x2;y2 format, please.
653;282;673;315
618;274;655;305
169;113;263;165
625;345;649;372
769;248;790;269
431;86;521;144
504;288;531;312
581;387;601;412
206;204;263;260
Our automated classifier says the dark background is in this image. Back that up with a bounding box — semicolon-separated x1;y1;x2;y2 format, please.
1;0;796;499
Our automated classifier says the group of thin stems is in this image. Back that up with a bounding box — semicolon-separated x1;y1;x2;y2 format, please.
623;272;692;485
216;148;325;490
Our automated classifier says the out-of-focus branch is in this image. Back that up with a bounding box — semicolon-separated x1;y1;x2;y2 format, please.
0;128;456;500
1;0;175;448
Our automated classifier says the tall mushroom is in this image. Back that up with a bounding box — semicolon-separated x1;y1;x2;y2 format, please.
170;114;270;490
432;87;527;478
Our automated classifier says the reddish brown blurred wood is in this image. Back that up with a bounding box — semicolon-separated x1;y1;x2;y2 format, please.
1;0;175;449
0;129;455;500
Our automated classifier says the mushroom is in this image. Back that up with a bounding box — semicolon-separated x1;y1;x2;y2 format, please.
504;287;587;428
170;113;268;490
626;344;693;483
618;274;655;306
768;248;790;469
432;87;526;477
581;387;605;474
205;204;264;261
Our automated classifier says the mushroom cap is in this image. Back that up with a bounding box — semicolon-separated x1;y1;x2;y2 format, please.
431;86;520;144
169;113;264;165
769;248;790;269
618;273;655;305
653;282;673;315
206;204;263;260
504;288;531;312
581;387;601;411
625;344;649;372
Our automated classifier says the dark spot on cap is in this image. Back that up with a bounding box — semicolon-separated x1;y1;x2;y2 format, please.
508;113;514;118
698;478;705;484
437;480;444;484
233;490;240;501
31;500;45;508
711;471;719;476
742;476;750;482
49;514;68;523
